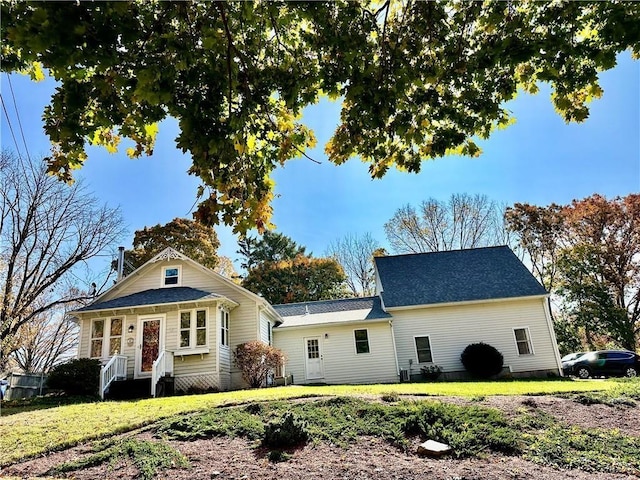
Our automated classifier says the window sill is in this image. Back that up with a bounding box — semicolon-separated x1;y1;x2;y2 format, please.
175;347;210;357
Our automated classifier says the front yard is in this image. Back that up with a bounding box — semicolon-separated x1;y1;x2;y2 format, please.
2;379;639;479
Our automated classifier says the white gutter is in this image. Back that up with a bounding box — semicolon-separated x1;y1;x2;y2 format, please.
389;320;400;376
71;295;238;318
274;316;391;330
542;297;563;376
384;294;550;312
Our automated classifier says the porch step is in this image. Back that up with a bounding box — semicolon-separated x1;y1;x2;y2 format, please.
105;378;152;400
155;376;175;398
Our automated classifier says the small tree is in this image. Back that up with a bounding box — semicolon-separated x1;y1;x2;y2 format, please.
234;341;286;388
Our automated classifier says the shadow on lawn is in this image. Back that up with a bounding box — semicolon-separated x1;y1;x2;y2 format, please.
0;395;98;416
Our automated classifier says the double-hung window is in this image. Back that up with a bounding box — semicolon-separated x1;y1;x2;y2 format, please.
414;336;433;363
354;329;370;354
162;266;181;286
514;328;533;355
220;309;229;347
90;318;123;358
179;309;207;349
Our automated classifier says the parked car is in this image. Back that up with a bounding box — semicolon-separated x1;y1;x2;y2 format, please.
562;350;640;379
561;352;585;363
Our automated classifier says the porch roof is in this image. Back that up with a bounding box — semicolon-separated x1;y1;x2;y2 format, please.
75;287;224;313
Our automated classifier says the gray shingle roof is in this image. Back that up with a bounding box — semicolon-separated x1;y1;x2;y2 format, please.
75;287;222;312
375;246;547;308
273;296;391;320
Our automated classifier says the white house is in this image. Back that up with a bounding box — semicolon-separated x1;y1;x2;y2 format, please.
71;245;562;397
71;248;280;398
274;246;562;383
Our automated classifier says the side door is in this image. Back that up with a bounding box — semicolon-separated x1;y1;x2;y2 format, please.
606;352;630;376
304;336;324;381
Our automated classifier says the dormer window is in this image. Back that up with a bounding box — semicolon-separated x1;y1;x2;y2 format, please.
162;266;181;287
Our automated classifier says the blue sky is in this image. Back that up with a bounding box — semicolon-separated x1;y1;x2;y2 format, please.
1;52;638;280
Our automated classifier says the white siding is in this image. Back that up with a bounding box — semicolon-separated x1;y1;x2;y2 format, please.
103;259;220;300
391;297;560;376
259;312;273;345
273;321;398;385
229;301;260;389
217;306;231;391
171;306;217;380
76;255;266;390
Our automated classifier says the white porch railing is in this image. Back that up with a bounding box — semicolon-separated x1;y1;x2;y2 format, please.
100;355;127;400
151;350;174;397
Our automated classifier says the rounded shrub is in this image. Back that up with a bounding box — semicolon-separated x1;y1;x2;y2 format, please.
47;358;101;396
460;342;504;379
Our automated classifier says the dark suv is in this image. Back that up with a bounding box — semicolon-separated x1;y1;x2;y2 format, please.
563;350;640;379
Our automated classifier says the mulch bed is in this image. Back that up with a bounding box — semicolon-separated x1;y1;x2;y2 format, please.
3;395;639;480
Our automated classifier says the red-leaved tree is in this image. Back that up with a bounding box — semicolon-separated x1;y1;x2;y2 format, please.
233;341;286;388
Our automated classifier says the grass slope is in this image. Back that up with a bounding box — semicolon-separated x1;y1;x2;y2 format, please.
0;379;619;466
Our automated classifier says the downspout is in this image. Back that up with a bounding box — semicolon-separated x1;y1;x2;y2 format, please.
215;302;220;388
389;320;400;377
542;297;563;376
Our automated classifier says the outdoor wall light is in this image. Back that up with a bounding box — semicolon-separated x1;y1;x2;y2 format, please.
324;333;329;339
127;324;135;334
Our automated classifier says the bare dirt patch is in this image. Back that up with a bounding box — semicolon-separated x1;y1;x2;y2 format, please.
4;395;639;480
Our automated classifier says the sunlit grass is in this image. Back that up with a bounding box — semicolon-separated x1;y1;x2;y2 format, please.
0;379;619;466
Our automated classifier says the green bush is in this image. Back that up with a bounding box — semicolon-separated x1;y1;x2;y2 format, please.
46;358;101;396
460;342;504;379
263;412;309;448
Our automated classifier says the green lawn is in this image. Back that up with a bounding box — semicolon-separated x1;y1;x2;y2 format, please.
0;379;621;466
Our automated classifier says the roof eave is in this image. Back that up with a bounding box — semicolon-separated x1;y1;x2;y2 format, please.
275;316;392;330
384;293;549;311
71;295;238;317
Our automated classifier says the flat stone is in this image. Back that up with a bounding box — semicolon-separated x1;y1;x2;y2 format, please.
417;439;452;457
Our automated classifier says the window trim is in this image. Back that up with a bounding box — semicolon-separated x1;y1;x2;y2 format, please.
89;318;105;359
220;308;230;348
413;335;434;364
353;328;371;355
513;327;534;356
89;317;124;359
177;308;209;353
161;265;182;287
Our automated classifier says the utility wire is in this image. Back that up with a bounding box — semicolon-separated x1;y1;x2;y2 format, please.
6;74;32;163
0;92;23;159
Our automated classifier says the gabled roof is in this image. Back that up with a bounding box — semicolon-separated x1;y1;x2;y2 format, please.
273;296;391;328
375;246;547;309
74;247;281;321
75;287;224;312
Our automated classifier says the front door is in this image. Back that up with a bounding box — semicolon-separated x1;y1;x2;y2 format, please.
304;337;324;380
136;317;162;378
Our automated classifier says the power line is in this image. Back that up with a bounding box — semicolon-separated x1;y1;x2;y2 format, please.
0;92;23;159
6;74;32;163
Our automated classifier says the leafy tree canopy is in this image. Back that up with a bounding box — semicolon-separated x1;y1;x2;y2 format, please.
507;194;640;350
238;231;307;271
242;255;346;305
126;217;220;271
2;1;639;232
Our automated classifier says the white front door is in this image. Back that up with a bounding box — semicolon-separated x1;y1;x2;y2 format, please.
135;316;163;378
304;336;324;380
